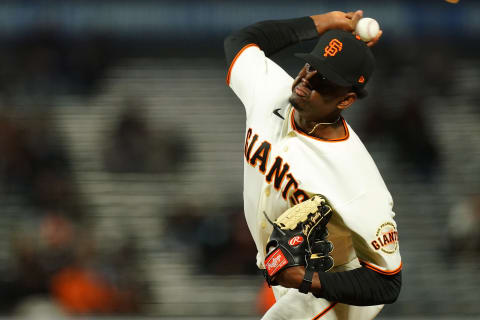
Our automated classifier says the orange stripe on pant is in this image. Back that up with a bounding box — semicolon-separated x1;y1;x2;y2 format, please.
311;302;337;320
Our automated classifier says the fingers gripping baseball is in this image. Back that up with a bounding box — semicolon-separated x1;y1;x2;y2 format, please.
366;30;382;47
348;10;363;30
355;17;382;46
311;10;382;47
311;10;363;35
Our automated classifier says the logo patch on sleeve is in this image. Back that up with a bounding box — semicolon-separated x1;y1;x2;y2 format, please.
265;249;288;276
371;222;399;254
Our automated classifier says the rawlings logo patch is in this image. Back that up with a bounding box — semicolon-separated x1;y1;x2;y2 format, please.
265;249;288;276
371;222;399;254
288;235;304;247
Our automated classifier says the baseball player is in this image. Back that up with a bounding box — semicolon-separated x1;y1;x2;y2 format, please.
224;10;402;320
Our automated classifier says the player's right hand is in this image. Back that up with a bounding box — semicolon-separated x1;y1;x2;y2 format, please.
365;30;383;47
347;11;383;47
310;10;382;47
310;10;363;35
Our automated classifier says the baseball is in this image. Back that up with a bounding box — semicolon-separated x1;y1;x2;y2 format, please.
355;17;380;42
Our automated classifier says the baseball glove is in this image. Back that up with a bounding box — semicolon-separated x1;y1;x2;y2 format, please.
263;194;334;293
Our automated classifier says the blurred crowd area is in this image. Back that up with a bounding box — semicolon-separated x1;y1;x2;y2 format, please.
0;114;148;316
0;1;479;319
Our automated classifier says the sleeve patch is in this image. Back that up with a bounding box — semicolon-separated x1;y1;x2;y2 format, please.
371;222;398;254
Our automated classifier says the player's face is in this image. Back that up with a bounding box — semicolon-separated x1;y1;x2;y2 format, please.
289;64;352;120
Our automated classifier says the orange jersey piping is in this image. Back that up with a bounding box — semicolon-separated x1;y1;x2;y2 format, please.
290;110;349;142
311;302;337;319
226;43;259;85
359;260;403;275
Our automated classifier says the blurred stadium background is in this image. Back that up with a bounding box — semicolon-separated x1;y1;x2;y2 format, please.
0;0;479;319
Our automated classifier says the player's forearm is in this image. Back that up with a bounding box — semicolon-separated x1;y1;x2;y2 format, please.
314;267;402;305
277;266;401;305
224;17;317;66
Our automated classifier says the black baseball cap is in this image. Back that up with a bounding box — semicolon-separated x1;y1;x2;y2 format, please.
295;29;375;98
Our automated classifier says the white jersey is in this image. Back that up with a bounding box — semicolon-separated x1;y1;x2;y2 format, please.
227;44;402;320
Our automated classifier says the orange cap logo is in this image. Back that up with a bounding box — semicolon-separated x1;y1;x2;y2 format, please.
358;75;365;84
324;39;343;57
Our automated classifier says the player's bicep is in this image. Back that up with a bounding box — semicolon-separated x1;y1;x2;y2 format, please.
226;45;293;117
226;44;261;107
351;225;402;275
342;191;402;275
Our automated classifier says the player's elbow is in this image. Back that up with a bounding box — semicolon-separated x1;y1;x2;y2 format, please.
224;32;255;68
224;34;239;68
383;288;400;304
383;271;402;304
223;34;234;51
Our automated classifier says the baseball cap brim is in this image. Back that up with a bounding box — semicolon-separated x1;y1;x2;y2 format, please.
294;52;368;98
295;52;350;87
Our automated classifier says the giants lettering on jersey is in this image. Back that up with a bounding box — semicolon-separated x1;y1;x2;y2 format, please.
244;128;308;205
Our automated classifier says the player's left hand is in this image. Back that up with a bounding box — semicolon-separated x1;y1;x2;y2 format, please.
263;195;335;293
274;265;306;289
275;237;334;290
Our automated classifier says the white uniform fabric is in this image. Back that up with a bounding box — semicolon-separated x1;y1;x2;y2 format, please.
228;44;402;320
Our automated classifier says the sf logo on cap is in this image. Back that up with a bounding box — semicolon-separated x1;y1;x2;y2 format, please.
324;39;343;57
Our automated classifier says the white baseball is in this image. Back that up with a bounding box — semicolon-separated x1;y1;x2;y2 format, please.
355;17;380;42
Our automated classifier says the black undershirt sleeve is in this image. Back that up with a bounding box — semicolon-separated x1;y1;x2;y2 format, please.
315;267;402;306
224;17;318;66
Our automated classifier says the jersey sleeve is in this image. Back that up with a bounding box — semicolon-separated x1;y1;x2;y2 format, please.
226;45;293;119
339;189;402;275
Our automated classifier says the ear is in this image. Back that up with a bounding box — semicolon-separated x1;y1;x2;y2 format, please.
337;92;357;110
